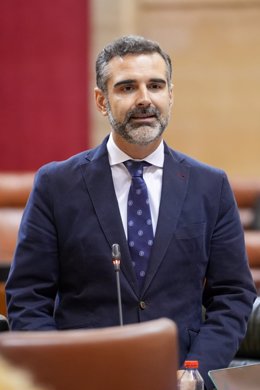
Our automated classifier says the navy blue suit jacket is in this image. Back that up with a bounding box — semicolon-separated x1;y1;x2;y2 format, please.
6;137;256;389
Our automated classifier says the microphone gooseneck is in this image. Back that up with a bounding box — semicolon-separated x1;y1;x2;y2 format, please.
112;243;121;271
112;243;123;326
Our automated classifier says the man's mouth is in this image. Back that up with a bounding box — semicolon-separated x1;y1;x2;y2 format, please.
130;113;157;122
131;113;155;118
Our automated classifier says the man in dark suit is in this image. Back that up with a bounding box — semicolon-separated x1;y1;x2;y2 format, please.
6;35;256;389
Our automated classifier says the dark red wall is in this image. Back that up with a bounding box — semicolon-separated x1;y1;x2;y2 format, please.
0;1;90;171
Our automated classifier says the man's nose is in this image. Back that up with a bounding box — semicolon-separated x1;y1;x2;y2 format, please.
135;86;152;106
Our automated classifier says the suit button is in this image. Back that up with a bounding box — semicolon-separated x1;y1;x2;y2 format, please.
139;301;146;310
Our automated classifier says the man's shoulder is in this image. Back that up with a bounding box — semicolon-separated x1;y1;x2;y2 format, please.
166;145;225;177
37;138;108;177
36;150;87;177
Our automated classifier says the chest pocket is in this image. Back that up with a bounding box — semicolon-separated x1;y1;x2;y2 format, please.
175;222;206;253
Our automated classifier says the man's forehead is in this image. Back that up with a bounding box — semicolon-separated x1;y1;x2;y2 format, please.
107;52;167;83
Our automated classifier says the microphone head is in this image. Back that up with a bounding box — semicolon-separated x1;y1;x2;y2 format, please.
112;243;121;260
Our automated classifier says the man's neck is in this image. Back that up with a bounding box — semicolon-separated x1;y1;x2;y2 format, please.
112;133;163;160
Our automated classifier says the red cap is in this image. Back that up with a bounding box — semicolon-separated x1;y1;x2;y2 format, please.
184;360;199;369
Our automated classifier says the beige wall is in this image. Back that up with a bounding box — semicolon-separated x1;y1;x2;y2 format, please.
90;0;260;178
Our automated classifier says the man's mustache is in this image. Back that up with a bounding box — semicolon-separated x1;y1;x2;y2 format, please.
125;107;160;122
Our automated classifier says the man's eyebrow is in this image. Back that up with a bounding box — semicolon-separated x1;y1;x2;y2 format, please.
149;78;166;85
113;79;135;88
113;78;166;88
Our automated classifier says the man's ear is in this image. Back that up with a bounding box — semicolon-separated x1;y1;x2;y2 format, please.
94;87;108;116
169;83;174;108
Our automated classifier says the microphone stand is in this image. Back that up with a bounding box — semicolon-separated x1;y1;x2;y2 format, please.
112;243;123;326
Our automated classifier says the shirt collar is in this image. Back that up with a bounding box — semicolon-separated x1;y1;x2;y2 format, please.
107;133;164;168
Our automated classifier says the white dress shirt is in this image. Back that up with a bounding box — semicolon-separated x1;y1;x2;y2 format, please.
107;133;164;237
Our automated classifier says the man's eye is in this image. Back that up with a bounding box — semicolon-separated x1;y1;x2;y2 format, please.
120;85;135;93
149;83;162;90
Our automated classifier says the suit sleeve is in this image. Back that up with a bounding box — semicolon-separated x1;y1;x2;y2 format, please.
6;165;58;330
186;173;257;389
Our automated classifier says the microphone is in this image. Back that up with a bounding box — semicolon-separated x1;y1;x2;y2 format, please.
112;243;123;326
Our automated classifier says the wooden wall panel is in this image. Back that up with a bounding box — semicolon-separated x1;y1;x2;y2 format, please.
136;0;260;177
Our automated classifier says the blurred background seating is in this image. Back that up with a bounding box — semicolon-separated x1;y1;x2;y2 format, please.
231;178;260;294
231;178;260;230
0;354;48;390
0;318;178;390
0;172;34;315
0;172;34;259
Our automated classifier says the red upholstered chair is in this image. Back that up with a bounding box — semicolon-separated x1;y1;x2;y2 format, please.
0;172;34;315
0;172;34;262
0;318;178;390
244;231;260;293
230;178;260;293
231;178;260;229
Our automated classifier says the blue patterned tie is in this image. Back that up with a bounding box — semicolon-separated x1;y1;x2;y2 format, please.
124;160;154;286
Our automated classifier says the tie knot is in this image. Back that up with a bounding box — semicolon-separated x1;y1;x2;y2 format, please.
124;160;150;178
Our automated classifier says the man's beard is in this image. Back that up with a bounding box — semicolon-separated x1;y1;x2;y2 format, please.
106;102;170;145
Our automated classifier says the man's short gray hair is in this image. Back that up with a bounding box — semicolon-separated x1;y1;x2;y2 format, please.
96;35;172;92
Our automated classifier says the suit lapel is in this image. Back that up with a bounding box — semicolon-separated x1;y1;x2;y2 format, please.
80;138;139;296
142;143;190;294
79;138;190;297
